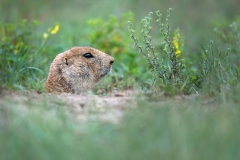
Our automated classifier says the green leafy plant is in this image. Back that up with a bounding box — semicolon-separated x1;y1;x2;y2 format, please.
127;9;194;94
0;20;59;90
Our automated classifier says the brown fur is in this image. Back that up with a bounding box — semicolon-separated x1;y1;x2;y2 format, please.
45;46;114;94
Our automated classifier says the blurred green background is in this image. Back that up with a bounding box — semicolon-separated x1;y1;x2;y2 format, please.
1;0;240;48
1;1;240;160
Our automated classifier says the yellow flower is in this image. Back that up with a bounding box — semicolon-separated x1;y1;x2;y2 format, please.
175;50;181;57
51;24;59;34
43;33;49;39
173;28;181;58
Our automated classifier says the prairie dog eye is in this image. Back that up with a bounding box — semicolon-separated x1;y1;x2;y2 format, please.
83;53;94;58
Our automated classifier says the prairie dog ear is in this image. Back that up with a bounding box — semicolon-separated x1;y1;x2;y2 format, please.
64;57;68;65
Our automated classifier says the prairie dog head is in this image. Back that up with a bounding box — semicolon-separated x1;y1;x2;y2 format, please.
45;46;114;94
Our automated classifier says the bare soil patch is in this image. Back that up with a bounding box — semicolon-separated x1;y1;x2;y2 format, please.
0;89;136;123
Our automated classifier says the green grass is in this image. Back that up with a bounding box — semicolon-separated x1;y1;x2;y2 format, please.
0;0;240;159
1;93;240;160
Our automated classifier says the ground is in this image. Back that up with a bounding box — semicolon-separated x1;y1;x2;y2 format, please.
0;89;137;124
0;89;201;124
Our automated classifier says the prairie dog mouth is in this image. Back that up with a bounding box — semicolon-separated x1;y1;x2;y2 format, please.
101;67;111;77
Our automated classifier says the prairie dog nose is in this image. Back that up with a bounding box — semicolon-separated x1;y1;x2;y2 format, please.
110;58;114;65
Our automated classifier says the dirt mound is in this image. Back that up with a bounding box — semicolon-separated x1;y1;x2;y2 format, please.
0;90;135;123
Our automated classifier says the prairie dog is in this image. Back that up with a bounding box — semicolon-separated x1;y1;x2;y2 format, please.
45;46;114;94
